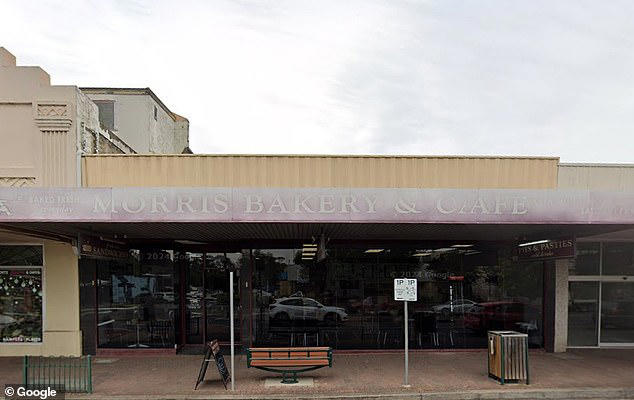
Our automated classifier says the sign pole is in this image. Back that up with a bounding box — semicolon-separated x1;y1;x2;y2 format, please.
230;271;235;391
394;278;415;388
404;299;410;387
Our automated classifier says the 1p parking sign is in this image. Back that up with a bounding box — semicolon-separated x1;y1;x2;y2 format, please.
394;278;417;301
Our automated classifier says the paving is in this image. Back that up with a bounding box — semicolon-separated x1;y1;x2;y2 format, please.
1;349;633;399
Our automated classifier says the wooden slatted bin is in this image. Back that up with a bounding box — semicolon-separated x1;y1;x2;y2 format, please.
487;331;529;385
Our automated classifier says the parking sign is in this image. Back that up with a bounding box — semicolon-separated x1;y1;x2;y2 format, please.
394;278;417;301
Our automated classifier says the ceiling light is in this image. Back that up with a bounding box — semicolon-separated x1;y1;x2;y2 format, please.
451;244;473;248
434;248;455;252
412;252;432;257
518;239;550;247
175;240;207;245
364;249;384;253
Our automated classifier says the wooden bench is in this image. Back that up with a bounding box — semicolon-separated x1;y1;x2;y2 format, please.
247;347;332;384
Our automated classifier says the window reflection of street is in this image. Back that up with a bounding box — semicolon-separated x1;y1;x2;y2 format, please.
97;250;176;348
253;245;544;349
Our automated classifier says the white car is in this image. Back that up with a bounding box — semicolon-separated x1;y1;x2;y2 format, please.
432;299;478;316
269;297;348;324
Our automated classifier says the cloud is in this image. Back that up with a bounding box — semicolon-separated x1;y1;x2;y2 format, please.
2;0;634;162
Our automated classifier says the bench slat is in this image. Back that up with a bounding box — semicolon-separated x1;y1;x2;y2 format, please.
251;351;329;358
250;359;330;367
249;347;330;352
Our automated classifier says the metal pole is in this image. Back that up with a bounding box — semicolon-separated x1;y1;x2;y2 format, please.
403;300;410;387
230;271;235;391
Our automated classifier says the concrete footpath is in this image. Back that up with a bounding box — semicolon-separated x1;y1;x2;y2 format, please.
2;349;633;399
64;388;634;400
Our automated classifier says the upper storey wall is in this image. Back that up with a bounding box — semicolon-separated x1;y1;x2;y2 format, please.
82;155;560;188
558;164;634;191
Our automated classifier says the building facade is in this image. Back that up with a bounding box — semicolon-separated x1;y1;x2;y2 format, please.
1;50;632;358
80;88;190;155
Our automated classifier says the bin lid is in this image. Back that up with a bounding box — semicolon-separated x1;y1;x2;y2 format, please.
488;330;528;337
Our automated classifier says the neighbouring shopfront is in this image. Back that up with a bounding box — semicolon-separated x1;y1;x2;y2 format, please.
568;242;634;347
0;245;44;344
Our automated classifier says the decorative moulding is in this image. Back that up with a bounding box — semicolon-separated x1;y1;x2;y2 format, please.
33;101;72;131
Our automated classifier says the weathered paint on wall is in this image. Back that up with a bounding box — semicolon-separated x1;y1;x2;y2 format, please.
81;89;189;154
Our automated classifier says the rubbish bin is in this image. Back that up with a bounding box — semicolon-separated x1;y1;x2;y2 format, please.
487;331;529;385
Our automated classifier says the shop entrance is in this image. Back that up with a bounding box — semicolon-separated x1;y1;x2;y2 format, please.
178;252;241;348
568;242;634;347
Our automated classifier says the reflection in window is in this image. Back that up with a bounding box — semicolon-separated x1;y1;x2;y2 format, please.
603;243;634;276
0;245;43;343
251;245;543;350
0;245;43;266
571;243;600;276
97;250;176;348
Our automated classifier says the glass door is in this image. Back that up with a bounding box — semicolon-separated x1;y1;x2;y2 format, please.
568;281;599;346
79;259;97;355
179;251;241;346
600;282;634;345
204;253;230;342
184;252;204;344
568;242;634;347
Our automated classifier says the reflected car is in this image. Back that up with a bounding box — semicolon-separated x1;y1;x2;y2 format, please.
464;301;539;332
431;299;478;316
269;297;348;324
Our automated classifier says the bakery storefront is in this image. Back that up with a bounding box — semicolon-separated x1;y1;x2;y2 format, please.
1;187;633;356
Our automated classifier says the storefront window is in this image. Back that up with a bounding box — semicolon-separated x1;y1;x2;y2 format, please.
570;243;600;275
97;249;176;348
0;245;43;343
602;243;634;276
250;244;543;350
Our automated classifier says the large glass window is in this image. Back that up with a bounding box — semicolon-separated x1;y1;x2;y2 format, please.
97;249;176;348
570;243;600;276
0;245;43;343
602;243;634;276
251;244;543;350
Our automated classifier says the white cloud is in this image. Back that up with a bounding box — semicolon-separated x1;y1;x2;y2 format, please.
2;0;634;161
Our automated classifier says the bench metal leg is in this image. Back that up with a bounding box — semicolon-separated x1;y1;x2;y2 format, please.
281;371;299;384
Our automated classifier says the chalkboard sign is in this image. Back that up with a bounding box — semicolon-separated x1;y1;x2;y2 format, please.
194;340;231;390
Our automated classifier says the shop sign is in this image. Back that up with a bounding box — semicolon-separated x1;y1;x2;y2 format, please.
518;239;575;260
1;187;634;224
80;235;129;259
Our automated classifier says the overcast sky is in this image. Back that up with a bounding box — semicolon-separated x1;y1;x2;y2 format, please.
2;1;634;162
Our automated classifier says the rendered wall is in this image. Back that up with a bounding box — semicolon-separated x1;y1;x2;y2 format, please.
82;91;186;154
82;155;560;188
0;48;78;187
84;93;151;153
0;232;81;357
